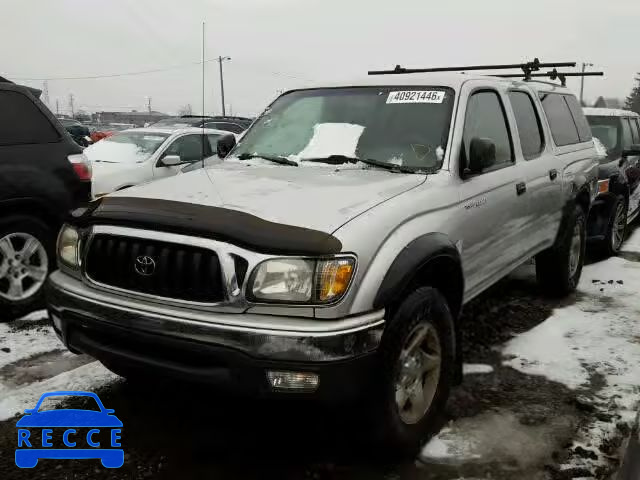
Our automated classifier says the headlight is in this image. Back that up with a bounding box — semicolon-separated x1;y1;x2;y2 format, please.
57;225;80;268
249;257;355;304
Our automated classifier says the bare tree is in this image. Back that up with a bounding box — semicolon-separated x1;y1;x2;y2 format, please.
177;104;193;116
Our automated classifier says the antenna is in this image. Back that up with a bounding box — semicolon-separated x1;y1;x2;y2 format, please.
201;21;205;170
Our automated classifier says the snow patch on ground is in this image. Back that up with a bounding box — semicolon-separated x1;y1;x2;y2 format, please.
502;255;640;473
0;361;119;421
463;363;494;375
0;310;61;370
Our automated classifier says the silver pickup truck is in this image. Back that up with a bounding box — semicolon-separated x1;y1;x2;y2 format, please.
46;68;598;453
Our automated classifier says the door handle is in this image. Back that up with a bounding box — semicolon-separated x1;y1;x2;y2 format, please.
549;169;558;181
516;182;527;195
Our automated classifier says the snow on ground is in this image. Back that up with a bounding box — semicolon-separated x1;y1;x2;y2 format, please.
462;363;494;375
0;310;119;421
422;246;640;474
0;310;63;369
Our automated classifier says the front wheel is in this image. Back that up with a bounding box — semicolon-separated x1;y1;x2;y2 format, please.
536;204;586;296
372;287;455;457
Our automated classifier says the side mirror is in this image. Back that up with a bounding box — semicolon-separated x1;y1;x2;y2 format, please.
217;134;237;159
468;137;497;174
622;144;640;158
160;154;182;166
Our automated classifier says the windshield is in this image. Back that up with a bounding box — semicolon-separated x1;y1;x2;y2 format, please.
231;87;455;171
586;116;621;156
84;131;169;163
59;118;81;127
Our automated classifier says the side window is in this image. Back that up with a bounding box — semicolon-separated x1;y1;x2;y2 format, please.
462;91;513;172
628;118;639;144
508;91;544;160
539;93;580;146
163;134;206;162
621;118;634;149
564;95;592;142
0;90;60;145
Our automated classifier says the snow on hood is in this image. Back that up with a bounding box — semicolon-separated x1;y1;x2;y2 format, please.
109;162;425;234
293;123;364;160
84;140;152;164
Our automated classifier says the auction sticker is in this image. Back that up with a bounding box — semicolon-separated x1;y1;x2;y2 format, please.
386;90;445;104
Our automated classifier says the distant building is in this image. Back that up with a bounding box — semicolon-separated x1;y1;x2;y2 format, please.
593;96;625;109
91;110;171;127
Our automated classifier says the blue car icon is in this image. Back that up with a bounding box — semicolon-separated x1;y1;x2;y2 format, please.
15;391;123;468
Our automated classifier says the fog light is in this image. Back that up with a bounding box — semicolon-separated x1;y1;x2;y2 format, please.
266;371;319;392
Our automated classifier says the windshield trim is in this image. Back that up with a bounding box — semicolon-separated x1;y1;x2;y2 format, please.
228;85;456;173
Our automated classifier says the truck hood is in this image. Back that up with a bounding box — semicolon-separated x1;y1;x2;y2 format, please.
109;163;425;234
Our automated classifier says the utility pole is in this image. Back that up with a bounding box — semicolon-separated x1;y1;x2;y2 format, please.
55;99;60;116
580;62;594;106
146;96;152;113
69;93;75;118
217;56;231;116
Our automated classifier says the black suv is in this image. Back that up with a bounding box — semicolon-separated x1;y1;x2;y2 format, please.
0;79;92;320
152;115;253;133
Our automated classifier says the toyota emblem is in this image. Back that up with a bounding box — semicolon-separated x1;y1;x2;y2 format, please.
134;255;156;276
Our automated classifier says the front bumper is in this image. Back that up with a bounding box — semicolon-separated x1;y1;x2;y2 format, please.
46;271;384;399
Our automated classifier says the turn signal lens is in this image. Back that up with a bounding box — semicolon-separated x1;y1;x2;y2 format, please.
598;179;610;194
317;258;355;302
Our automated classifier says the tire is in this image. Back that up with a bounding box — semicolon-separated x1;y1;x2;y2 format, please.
372;287;455;457
536;204;586;296
0;215;56;322
595;194;627;257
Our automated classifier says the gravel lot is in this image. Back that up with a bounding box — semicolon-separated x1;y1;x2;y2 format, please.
1;226;639;480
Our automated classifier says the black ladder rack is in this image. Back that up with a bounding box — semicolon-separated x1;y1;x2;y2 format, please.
495;68;604;87
368;58;576;78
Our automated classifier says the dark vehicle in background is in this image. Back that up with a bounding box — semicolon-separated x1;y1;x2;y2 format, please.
152;115;253;133
584;108;640;256
0;80;92;320
58;118;92;147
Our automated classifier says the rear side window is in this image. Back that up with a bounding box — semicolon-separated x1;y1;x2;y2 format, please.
0;90;60;145
539;93;580;146
508;91;544;159
564;95;592;142
621;118;634;149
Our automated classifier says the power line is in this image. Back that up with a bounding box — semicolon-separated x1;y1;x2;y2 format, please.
7;58;221;81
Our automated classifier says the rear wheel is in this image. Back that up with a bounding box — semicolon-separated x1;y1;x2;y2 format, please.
372;287;455;457
0;216;55;322
536;205;586;296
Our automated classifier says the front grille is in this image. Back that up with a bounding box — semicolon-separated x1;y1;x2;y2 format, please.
84;234;224;302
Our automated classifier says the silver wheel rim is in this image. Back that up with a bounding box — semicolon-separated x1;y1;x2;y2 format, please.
568;223;582;278
0;233;48;301
395;321;442;425
611;202;626;251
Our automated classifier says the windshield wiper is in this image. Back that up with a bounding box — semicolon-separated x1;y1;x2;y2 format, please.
236;153;298;166
303;154;423;174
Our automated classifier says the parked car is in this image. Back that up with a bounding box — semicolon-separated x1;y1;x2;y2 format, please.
84;126;234;197
584;108;640;256
58;118;92;147
152;115;253;133
0;80;91;320
47;70;597;454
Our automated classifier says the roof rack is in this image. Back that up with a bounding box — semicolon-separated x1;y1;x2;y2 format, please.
368;58;576;78
495;68;604;87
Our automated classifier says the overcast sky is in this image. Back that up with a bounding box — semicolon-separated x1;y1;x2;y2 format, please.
2;0;639;117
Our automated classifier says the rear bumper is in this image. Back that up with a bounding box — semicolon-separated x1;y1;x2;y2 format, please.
45;271;384;400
